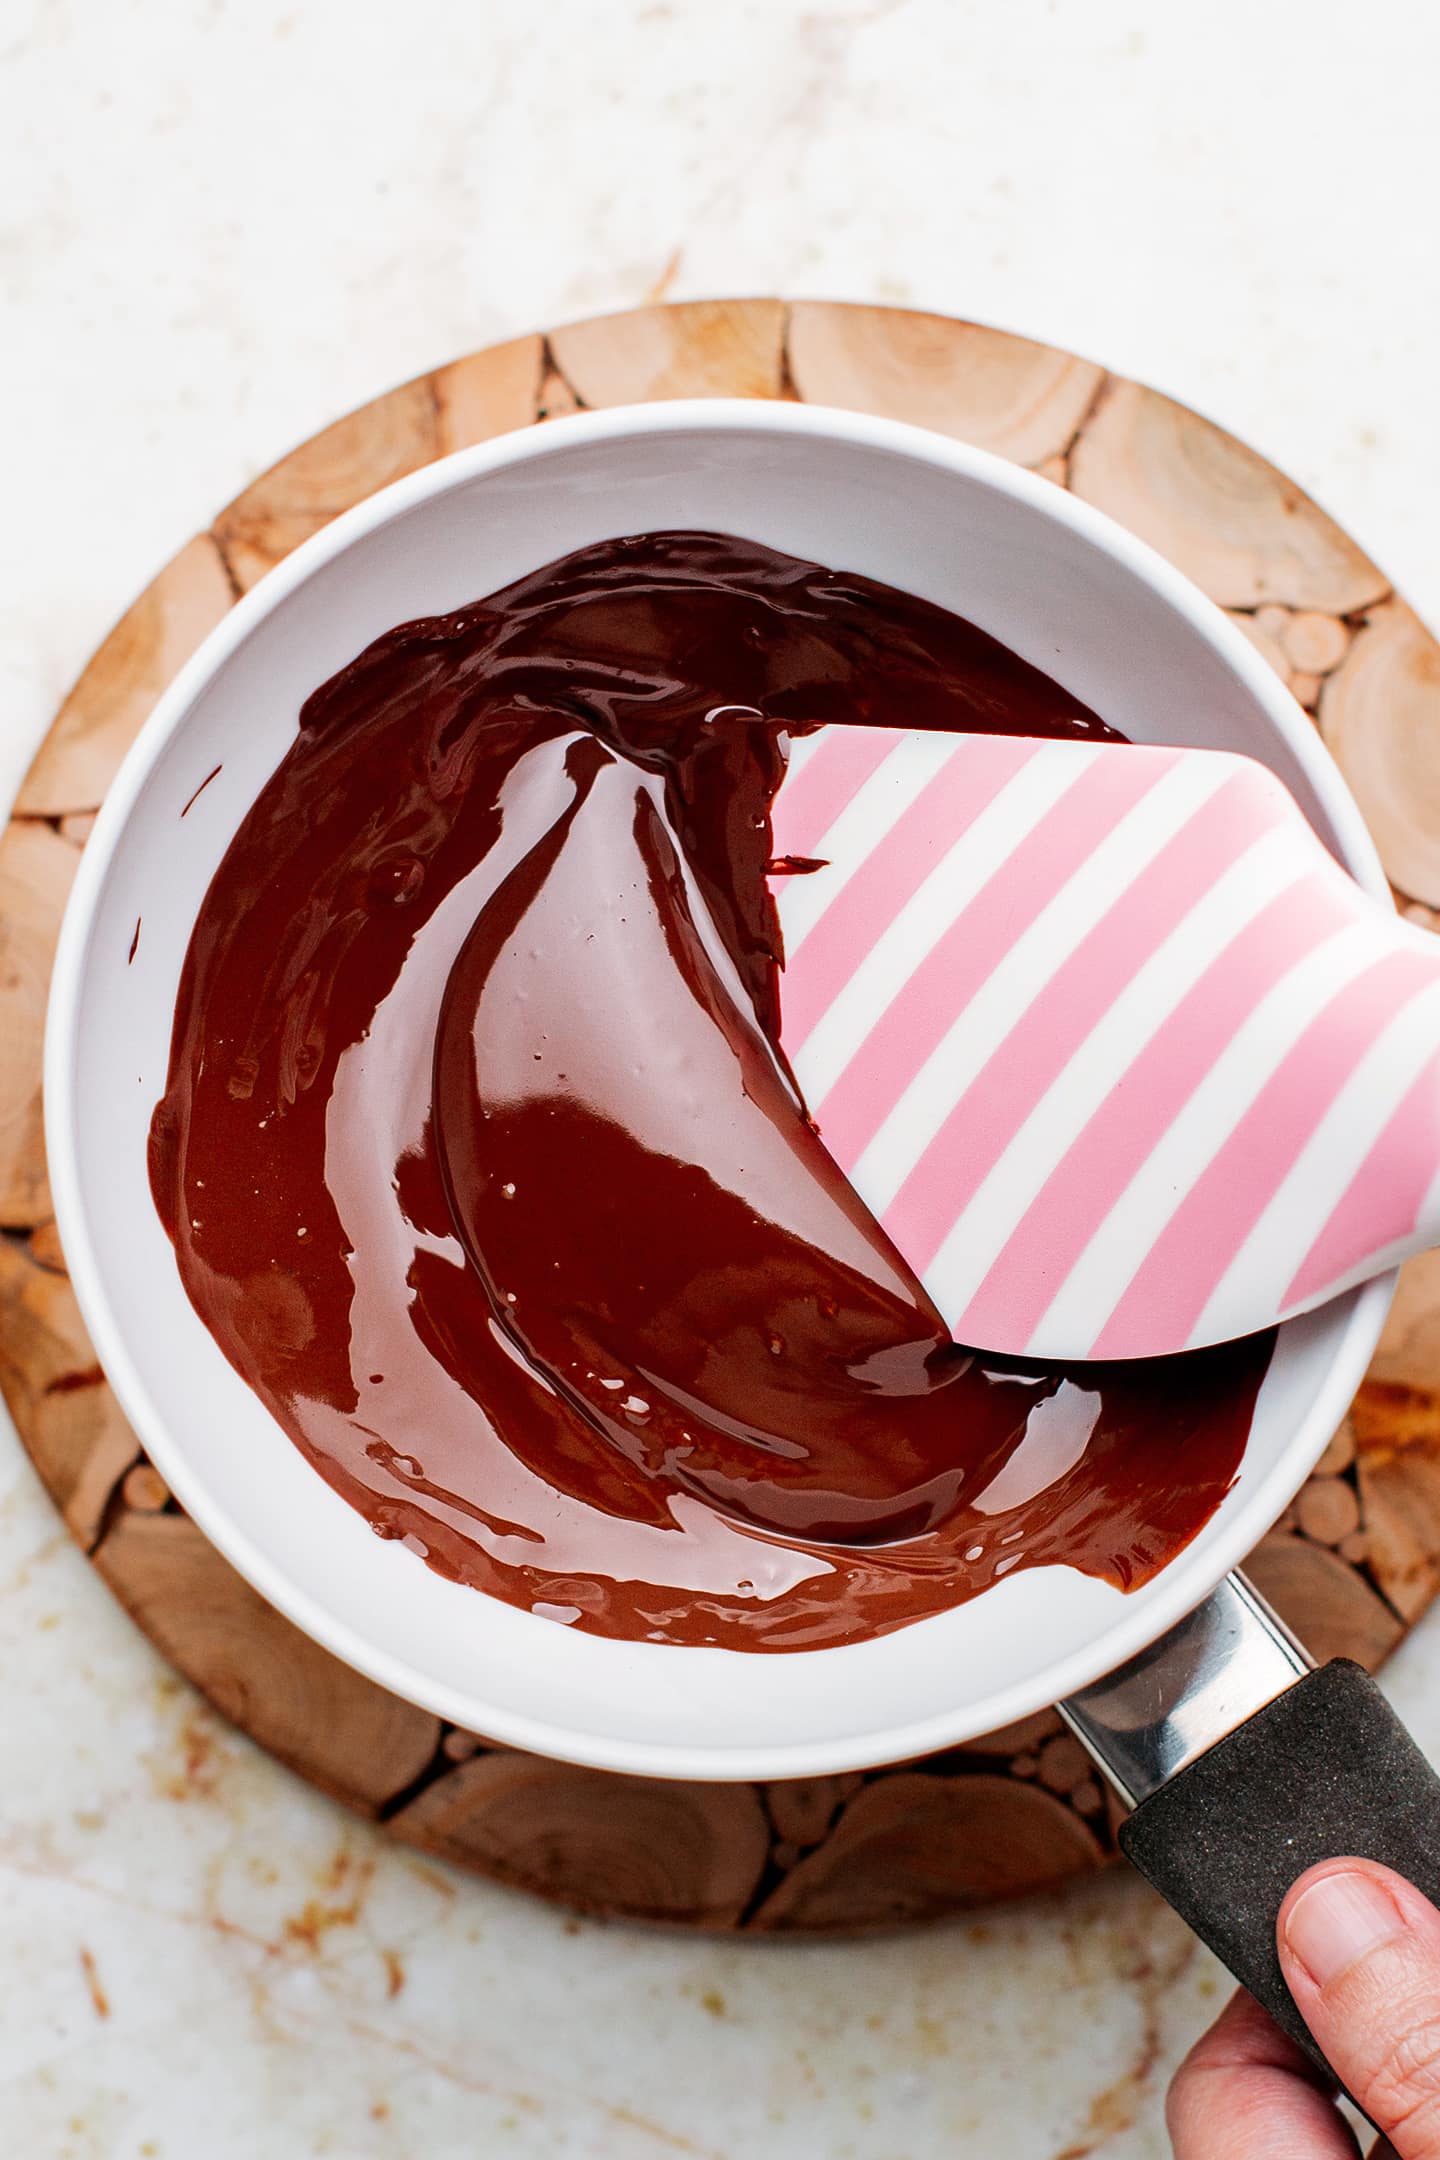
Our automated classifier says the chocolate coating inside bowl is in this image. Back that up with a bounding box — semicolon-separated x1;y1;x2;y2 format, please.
149;532;1272;1651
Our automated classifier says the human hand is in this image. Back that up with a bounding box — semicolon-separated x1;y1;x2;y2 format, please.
1168;1857;1440;2158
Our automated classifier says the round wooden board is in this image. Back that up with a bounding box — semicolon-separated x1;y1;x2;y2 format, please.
9;299;1440;1933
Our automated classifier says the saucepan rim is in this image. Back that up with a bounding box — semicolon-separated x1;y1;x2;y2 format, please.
44;398;1394;1778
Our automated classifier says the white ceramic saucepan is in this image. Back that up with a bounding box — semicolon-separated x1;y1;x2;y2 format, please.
45;403;1440;2057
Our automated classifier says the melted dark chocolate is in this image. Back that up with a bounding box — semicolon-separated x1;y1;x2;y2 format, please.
149;533;1272;1650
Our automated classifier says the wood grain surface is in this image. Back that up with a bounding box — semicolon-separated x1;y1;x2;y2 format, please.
9;299;1440;1930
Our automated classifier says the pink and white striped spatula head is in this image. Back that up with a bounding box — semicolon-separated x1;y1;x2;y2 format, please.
769;727;1440;1361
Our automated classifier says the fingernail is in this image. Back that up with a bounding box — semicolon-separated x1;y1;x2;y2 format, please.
1283;1869;1408;1989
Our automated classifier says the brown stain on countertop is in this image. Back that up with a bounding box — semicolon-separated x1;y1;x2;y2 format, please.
146;1697;222;1803
332;2012;726;2158
280;1844;376;1954
1052;1895;1201;2157
77;1945;110;2020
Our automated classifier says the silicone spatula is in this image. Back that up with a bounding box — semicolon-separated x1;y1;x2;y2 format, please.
768;727;1440;1360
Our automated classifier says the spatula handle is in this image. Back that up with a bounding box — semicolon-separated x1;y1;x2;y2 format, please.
1063;1577;1440;2075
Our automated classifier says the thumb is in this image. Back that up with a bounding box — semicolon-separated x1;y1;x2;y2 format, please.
1279;1859;1440;2156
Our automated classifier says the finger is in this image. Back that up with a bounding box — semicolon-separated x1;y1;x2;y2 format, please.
1280;1859;1440;2157
1167;1985;1360;2159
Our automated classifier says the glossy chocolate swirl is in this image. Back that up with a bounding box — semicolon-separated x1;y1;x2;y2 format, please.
150;534;1271;1650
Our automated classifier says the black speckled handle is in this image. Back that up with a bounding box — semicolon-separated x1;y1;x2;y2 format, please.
1119;1660;1440;2068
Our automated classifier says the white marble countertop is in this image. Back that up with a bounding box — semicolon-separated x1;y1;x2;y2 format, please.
6;2;1440;2151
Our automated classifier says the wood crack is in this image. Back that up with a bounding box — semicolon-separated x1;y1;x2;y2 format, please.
537;333;588;417
210;529;246;604
777;304;800;401
1056;368;1117;480
374;1730;471;1824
